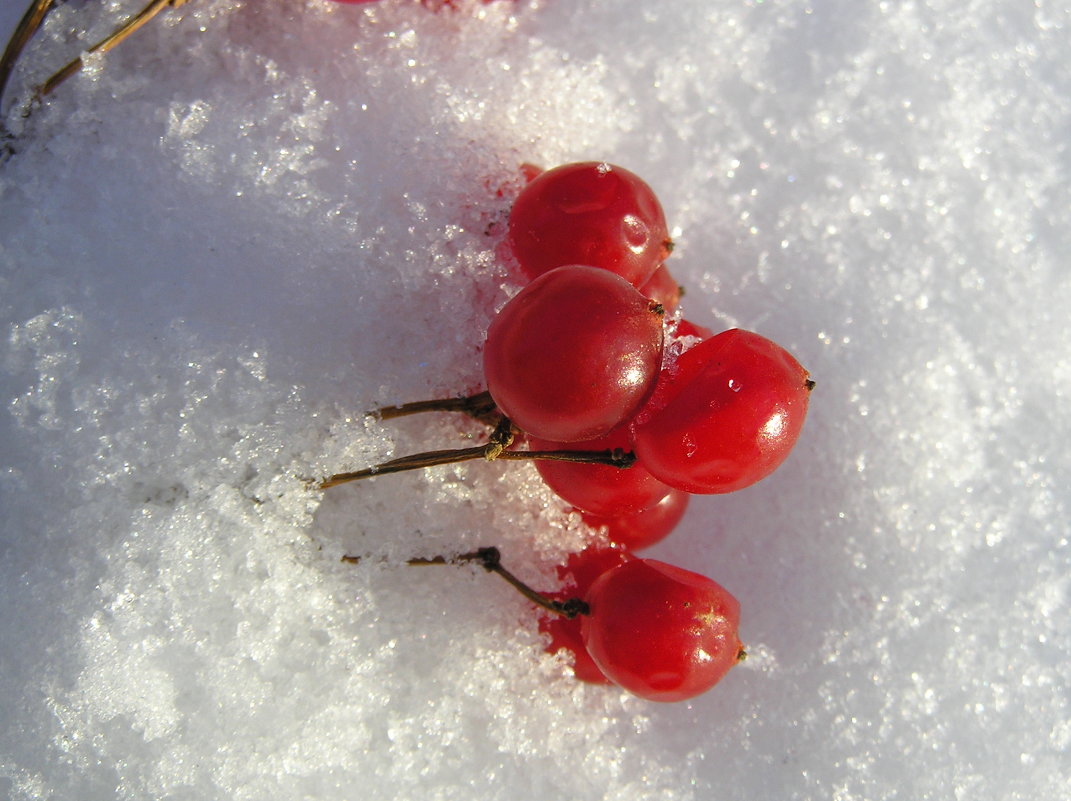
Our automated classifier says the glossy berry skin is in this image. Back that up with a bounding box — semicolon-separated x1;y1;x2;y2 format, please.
581;559;742;702
638;264;682;314
582;488;689;551
508;162;670;288
529;427;672;517
539;548;631;684
673;318;713;342
483;265;664;442
631;328;811;494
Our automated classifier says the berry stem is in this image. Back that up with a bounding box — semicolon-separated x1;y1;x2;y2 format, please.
321;417;514;488
36;0;190;98
320;445;491;487
0;0;53;114
520;447;635;466
371;390;500;425
319;443;635;489
342;546;589;618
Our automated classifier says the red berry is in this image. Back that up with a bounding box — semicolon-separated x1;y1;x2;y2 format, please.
508;162;670;288
539;548;631;685
483;265;664;442
631;329;811;494
560;546;632;591
638;264;682;314
582;488;689;551
540;610;611;684
529;427;672;517
581;559;743;702
673;318;713;342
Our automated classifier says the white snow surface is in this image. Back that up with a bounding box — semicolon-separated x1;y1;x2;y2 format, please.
0;1;1068;799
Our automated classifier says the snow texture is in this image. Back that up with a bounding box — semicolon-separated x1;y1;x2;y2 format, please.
0;1;1068;799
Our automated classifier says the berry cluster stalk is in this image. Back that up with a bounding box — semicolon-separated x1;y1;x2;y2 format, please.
342;546;589;619
319;397;636;489
0;0;52;113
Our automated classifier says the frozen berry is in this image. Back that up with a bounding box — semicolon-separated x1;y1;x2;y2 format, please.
631;329;811;494
529;427;672;517
483;265;664;442
581;559;743;702
582;488;689;551
508;162;670;288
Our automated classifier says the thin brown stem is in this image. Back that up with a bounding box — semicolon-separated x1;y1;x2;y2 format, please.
473;549;590;618
0;0;53;113
319;444;634;489
320;445;489;488
518;448;635;467
321;417;515;488
342;546;589;618
372;390;499;425
36;0;189;98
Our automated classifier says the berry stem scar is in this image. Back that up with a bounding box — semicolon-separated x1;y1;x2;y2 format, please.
342;546;589;619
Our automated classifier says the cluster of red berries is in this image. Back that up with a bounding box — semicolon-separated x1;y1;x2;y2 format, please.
0;0;812;707
495;164;812;549
495;162;810;699
326;161;813;703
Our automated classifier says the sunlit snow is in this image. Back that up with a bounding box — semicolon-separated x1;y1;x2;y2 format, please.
1;1;1068;800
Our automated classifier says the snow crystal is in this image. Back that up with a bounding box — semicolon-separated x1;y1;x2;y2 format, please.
1;1;1068;799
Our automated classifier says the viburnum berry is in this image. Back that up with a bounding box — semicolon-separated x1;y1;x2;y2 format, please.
538;547;630;684
581;488;690;551
672;318;713;342
346;545;744;702
483;265;664;442
638;264;682;314
508;162;671;288
528;427;672;517
631;328;812;494
581;558;743;702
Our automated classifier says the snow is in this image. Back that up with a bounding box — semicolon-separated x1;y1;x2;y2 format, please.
1;1;1068;799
